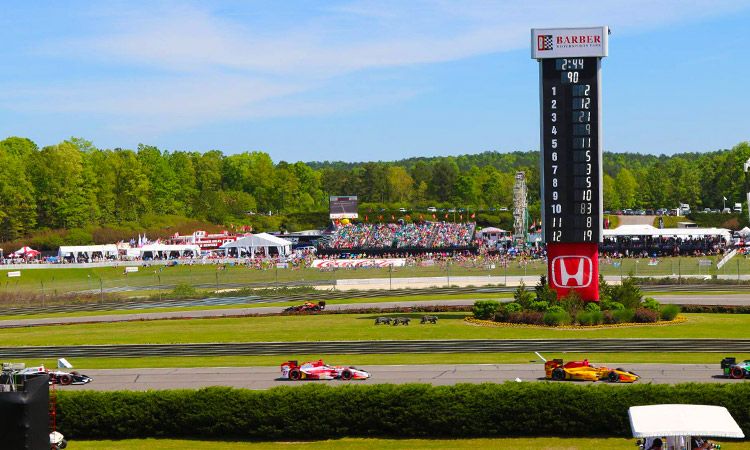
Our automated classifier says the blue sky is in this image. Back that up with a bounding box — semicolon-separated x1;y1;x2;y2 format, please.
0;1;748;162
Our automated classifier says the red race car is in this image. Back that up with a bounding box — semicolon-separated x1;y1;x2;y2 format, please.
282;301;326;314
280;360;370;381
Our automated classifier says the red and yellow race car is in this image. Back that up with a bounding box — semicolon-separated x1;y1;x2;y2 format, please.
544;358;639;383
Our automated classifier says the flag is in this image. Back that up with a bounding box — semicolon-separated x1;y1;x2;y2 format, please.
432;214;436;220
529;220;536;231
460;214;463;221
391;214;395;221
365;215;368;222
444;213;449;219
470;212;475;219
419;214;424;220
724;196;728;201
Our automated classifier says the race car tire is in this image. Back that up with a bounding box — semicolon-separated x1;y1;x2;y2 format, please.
730;366;745;379
551;368;565;381
59;374;73;385
608;371;619;383
289;368;302;381
341;369;353;381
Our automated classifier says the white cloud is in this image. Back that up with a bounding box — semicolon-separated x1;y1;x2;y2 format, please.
12;0;750;134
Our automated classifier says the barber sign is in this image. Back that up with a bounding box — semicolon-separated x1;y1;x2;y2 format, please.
546;242;599;301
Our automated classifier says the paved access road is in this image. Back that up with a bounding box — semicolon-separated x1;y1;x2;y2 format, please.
3;293;750;329
59;363;740;391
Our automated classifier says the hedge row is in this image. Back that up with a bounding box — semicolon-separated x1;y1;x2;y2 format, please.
57;383;750;440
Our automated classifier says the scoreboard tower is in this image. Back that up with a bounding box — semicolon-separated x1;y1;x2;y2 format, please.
531;27;608;301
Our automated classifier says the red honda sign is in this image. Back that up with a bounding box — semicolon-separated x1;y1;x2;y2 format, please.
547;242;599;301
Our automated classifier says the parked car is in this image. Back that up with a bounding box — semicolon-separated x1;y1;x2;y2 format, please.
398;208;408;213
427;206;437;212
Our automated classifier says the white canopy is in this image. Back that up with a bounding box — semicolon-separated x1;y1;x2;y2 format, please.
478;227;508;234
603;225;732;243
629;404;745;439
220;232;292;257
58;245;118;260
137;244;200;258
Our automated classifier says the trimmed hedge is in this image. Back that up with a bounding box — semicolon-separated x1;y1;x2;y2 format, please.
57;383;750;440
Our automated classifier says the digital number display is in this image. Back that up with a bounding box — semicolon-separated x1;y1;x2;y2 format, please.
541;57;602;243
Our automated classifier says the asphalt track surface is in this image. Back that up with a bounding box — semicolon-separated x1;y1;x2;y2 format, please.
2;293;750;329
58;363;742;391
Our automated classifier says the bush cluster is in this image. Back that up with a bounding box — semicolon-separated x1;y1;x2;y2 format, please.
478;276;680;327
56;383;750;440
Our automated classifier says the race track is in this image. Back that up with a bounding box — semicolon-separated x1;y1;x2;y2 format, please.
58;363;741;391
3;293;750;329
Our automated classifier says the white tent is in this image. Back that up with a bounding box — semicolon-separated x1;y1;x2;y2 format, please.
603;225;732;243
478;227;508;234
58;245;118;261
629;404;745;440
220;233;292;257
137;244;200;258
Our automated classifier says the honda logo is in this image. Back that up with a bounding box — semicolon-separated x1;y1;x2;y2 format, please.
551;256;592;287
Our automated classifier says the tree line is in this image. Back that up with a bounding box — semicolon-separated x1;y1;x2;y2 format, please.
0;136;747;241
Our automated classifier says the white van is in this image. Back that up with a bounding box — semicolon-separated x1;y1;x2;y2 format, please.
734;203;742;213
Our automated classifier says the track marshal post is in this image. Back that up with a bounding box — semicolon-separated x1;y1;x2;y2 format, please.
532;27;608;301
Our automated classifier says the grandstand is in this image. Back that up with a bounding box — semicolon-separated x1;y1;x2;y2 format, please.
319;222;477;255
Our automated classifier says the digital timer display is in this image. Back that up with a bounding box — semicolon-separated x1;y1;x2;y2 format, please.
541;57;602;243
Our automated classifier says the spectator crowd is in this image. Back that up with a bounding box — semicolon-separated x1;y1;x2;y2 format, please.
324;222;476;251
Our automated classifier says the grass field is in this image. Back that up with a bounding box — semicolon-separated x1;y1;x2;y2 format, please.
0;292;507;321
0;312;746;346
69;437;750;449
27;352;750;370
1;254;750;294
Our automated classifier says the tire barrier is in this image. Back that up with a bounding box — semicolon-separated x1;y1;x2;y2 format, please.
2;338;749;358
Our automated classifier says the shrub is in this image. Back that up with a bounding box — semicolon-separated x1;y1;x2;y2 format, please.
584;302;600;312
528;300;549;312
171;283;197;298
611;309;635;324
559;290;585;315
534;277;558;304
600;301;625;311
602;310;616;324
611;276;643;309
543;309;572;326
472;300;501;320
660;304;681;321
633;307;659;323
504;302;522;313
576;310;604;326
642;297;660;311
55;383;750;440
507;311;544;325
513;282;535;309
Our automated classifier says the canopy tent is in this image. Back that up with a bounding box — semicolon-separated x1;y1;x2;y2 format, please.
220;233;292;257
629;404;745;439
11;246;40;258
603;224;732;243
478;227;508;235
136;244;200;259
737;226;750;237
58;245;118;261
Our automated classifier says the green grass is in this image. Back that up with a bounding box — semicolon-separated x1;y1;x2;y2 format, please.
0;292;506;321
68;437;750;449
27;352;750;370
0;313;746;346
2;255;750;295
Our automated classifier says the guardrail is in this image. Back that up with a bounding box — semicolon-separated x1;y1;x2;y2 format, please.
2;339;748;358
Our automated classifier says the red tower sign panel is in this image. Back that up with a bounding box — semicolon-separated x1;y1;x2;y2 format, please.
532;27;608;301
